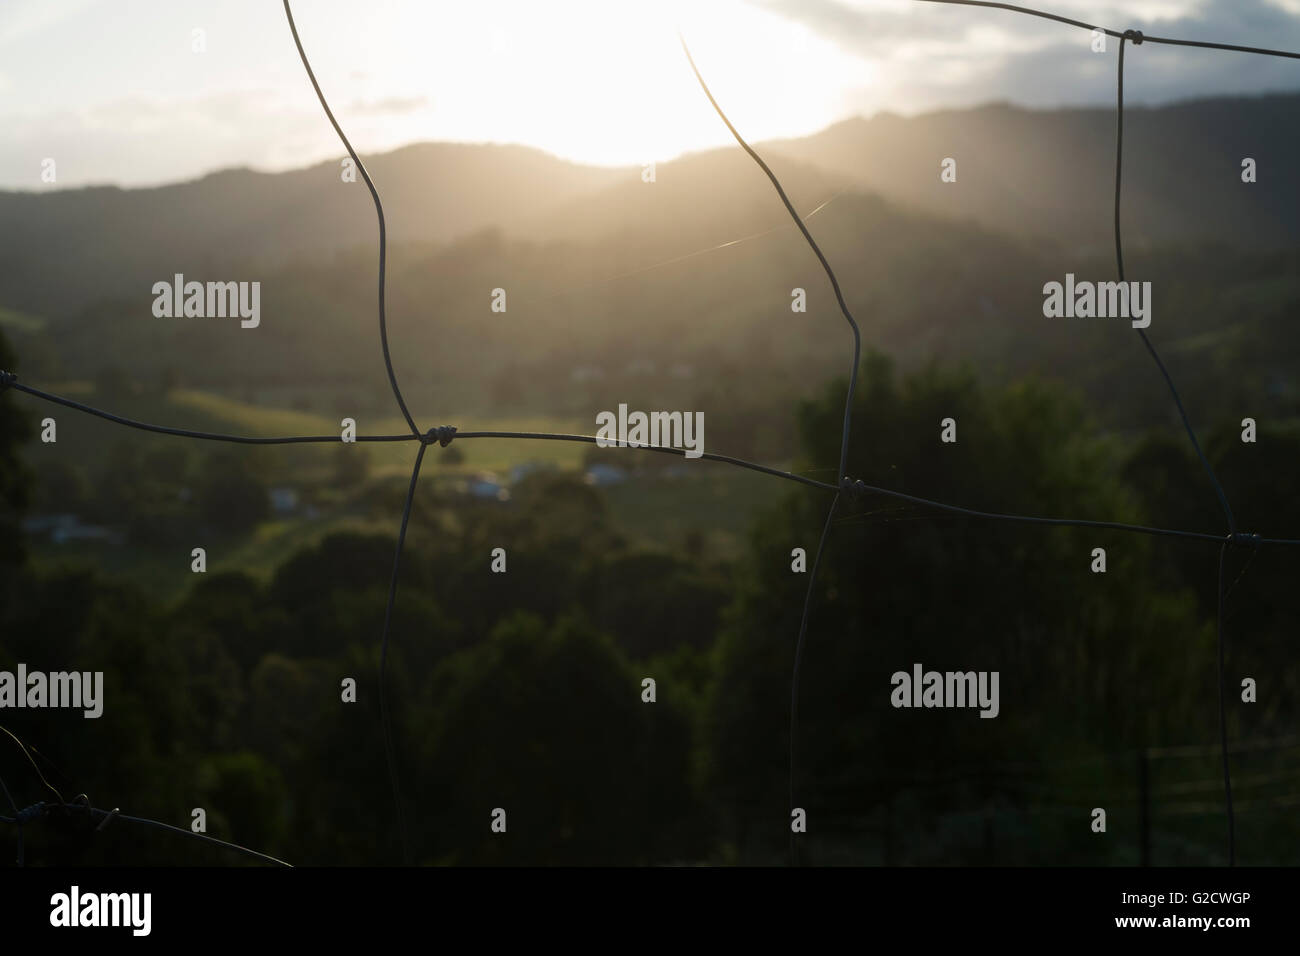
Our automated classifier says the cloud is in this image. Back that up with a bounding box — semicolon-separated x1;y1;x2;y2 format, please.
0;0;101;47
0;88;326;189
754;0;1300;110
754;0;978;51
346;95;431;115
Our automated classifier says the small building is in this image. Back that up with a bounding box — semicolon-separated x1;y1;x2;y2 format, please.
22;514;121;545
268;487;299;515
509;462;549;484
584;464;628;487
467;474;510;502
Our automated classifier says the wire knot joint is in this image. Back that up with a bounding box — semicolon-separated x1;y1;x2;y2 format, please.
1228;532;1260;549
0;370;15;391
1123;29;1144;44
839;476;869;498
422;425;457;448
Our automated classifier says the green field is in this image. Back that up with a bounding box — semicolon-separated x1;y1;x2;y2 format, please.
0;305;45;334
21;384;786;595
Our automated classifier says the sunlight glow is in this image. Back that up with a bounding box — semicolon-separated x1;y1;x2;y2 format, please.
352;0;869;166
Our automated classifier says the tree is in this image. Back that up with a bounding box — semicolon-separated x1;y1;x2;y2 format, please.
706;353;1207;864
416;613;703;864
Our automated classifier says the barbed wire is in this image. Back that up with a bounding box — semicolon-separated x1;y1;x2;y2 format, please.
0;0;1296;867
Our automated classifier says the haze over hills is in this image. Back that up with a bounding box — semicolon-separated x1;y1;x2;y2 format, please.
2;93;1298;321
2;91;1298;453
0;143;630;316
766;93;1300;255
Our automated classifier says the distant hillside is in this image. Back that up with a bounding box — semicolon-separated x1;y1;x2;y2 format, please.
0;143;630;316
2;93;1297;322
764;94;1300;255
13;182;1300;449
4;92;1300;455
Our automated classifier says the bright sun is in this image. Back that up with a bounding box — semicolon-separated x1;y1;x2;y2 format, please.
331;0;869;166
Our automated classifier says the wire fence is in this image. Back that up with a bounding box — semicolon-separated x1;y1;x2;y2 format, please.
0;723;290;867
1;0;1298;867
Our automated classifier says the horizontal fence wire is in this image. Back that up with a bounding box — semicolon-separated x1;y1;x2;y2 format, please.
0;727;289;867
1;0;1298;866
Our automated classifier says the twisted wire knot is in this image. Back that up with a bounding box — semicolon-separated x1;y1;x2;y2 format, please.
422;425;457;447
839;476;869;498
1123;29;1144;44
0;370;15;391
1229;532;1260;549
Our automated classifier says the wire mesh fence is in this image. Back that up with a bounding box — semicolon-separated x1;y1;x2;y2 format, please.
2;0;1298;867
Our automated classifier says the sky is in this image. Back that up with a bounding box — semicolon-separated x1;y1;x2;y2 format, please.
1;0;1299;189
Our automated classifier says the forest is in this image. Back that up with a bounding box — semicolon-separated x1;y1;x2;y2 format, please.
3;323;1298;865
